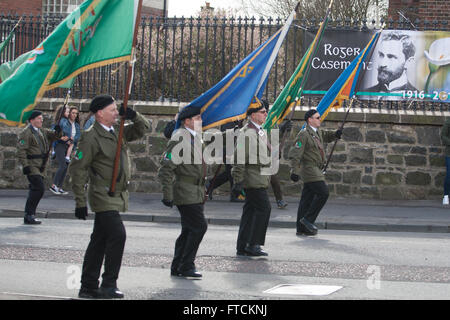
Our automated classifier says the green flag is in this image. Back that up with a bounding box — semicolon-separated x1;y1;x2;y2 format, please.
0;0;140;126
0;26;15;56
0;17;22;57
0;50;33;82
263;0;333;130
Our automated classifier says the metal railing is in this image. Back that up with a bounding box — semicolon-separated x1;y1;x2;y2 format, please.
0;14;449;110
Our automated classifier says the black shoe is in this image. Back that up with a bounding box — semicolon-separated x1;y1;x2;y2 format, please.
297;218;318;236
171;269;181;277
78;287;102;299
244;245;268;256
236;250;249;257
296;230;318;236
178;269;202;279
100;287;124;299
24;215;41;225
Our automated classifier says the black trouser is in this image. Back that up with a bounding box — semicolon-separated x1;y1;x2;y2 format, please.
270;175;283;201
53;142;68;188
24;174;45;217
81;211;126;290
297;181;329;229
172;203;208;273
236;188;271;252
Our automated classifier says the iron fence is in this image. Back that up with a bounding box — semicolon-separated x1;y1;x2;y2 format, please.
0;13;449;110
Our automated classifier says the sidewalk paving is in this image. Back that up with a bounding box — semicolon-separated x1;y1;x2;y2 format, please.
0;189;449;233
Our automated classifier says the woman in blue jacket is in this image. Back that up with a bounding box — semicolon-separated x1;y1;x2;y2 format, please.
50;106;81;195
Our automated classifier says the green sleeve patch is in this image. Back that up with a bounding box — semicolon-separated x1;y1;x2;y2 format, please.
19;139;25;145
164;152;172;160
75;150;83;160
296;141;302;148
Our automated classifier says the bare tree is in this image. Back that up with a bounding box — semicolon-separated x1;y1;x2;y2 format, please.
238;0;388;23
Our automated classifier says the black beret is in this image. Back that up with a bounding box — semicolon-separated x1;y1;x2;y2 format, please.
304;109;318;121
247;99;269;116
28;110;42;121
89;94;115;113
178;106;201;121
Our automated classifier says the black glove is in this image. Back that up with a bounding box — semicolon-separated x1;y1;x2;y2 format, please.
335;129;343;139
279;120;293;135
75;207;88;220
22;166;31;175
290;173;300;182
162;199;173;208
231;182;244;198
119;104;137;120
54;125;62;134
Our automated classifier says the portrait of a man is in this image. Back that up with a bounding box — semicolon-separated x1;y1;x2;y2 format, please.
365;31;418;95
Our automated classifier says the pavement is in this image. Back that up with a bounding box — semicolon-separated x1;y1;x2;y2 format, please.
0;189;449;233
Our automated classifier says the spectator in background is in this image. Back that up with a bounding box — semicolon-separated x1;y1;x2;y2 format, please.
83;112;95;131
50;106;81;195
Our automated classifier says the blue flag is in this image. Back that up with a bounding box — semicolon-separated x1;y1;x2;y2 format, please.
315;30;381;121
175;12;294;130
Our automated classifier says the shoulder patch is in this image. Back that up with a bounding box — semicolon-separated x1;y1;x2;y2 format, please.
163;152;172;160
296;141;302;148
19;139;25;145
74;150;83;160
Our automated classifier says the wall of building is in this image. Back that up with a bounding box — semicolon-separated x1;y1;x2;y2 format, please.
389;0;449;23
0;0;166;17
0;0;42;15
142;0;166;17
0;99;446;200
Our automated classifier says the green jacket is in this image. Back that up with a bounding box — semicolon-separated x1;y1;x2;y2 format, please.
441;118;450;157
69;112;150;212
288;125;337;183
231;122;272;189
17;124;61;176
158;126;206;205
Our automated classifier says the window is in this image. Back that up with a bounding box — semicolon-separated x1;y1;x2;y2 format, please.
42;0;83;16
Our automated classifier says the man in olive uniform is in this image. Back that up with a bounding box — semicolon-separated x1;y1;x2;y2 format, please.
69;94;150;299
17;111;62;225
231;102;272;257
288;109;342;236
158;106;207;279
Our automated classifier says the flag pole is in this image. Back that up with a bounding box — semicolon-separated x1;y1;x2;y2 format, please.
318;26;384;174
322;97;354;174
109;0;143;196
278;0;333;144
289;0;334;121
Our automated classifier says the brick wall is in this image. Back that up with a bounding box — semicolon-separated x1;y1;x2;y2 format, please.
0;99;447;200
389;0;449;23
142;7;165;17
0;0;42;15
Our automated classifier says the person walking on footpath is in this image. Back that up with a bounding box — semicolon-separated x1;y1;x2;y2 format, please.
288;109;342;236
158;106;208;279
231;102;272;257
50;106;81;195
17;110;62;225
69;94;150;299
440;117;450;205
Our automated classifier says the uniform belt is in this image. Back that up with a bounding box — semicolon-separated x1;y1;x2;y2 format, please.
27;154;46;159
176;175;206;186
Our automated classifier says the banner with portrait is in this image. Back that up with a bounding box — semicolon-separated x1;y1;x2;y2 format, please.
304;29;450;102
